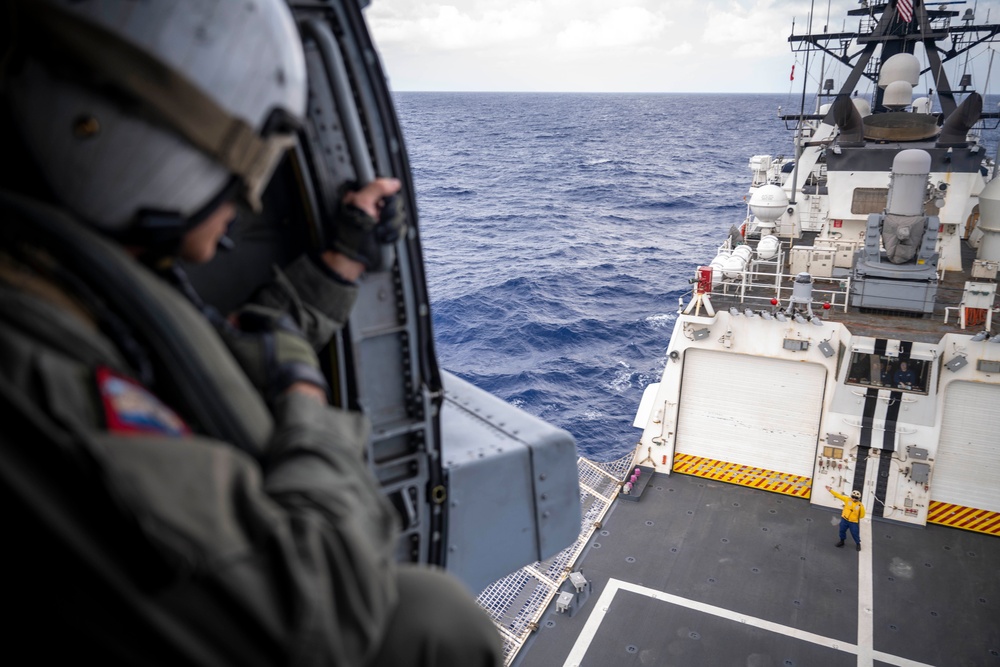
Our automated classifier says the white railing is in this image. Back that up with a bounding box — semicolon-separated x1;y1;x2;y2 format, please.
709;259;851;314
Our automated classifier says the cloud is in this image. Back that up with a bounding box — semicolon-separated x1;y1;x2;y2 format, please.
369;2;545;52
553;6;670;51
369;1;674;54
664;42;695;57
366;0;785;90
703;1;795;59
364;0;1000;92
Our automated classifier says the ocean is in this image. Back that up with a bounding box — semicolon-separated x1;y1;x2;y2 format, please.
392;92;1000;461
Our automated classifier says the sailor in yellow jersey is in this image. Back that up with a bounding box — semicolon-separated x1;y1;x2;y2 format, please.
826;486;866;552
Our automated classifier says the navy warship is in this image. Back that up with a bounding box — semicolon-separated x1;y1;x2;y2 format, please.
470;2;1000;666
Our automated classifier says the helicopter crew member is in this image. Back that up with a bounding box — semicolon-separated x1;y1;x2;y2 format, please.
0;0;501;664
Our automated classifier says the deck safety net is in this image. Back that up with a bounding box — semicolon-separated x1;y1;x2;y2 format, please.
475;453;634;665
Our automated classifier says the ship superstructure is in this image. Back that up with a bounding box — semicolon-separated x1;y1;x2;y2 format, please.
632;0;1000;534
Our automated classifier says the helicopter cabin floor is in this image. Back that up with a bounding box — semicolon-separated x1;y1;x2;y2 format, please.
514;470;1000;667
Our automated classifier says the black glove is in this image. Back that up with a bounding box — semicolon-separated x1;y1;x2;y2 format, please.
224;306;329;405
329;185;407;271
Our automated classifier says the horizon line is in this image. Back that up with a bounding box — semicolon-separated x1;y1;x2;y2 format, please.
390;90;800;95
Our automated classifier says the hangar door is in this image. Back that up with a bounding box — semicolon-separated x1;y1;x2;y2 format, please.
675;349;827;477
934;381;1000;513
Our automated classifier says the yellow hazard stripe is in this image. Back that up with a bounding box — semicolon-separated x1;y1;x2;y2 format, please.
672;453;812;498
927;501;1000;536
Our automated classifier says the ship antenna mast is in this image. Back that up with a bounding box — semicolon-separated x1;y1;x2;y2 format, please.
789;0;817;207
814;0;834;112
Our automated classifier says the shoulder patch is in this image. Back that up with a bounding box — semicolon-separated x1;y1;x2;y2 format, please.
96;367;189;437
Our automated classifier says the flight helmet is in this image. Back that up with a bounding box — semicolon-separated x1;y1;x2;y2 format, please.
851;490;861;500
4;0;307;244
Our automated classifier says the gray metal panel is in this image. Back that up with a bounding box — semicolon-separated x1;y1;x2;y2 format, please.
691;327;711;340
977;359;1000;373
944;356;969;372
293;6;446;566
850;277;938;313
441;371;580;594
826;145;985;174
851;210;940;314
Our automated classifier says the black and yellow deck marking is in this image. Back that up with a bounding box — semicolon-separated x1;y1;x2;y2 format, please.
673;453;812;498
927;501;1000;536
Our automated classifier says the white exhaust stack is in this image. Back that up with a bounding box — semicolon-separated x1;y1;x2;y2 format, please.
977;177;1000;262
886;149;931;216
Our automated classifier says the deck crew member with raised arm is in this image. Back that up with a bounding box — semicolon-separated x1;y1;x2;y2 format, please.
0;0;501;664
826;486;866;552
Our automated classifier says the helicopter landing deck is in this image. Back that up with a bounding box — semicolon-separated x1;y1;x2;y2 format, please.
514;471;1000;667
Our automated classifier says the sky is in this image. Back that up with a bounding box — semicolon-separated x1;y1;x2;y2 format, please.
364;0;1000;94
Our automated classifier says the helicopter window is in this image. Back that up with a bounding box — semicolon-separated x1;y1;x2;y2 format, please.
845;352;928;394
851;188;889;215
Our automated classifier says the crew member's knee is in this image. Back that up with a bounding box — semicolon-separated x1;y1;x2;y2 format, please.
368;566;502;667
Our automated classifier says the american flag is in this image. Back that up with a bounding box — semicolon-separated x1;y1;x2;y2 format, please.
897;0;913;23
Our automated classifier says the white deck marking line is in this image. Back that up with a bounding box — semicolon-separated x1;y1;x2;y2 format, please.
562;576;935;667
858;517;874;667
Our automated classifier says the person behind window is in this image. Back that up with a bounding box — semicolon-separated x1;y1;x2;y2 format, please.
893;361;916;389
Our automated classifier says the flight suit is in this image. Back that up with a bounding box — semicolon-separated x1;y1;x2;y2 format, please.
0;194;500;666
829;488;866;549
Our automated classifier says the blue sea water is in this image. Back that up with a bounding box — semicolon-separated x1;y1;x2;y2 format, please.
393;92;1000;461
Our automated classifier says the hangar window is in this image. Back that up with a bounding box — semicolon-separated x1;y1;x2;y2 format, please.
845;352;928;394
851;188;888;215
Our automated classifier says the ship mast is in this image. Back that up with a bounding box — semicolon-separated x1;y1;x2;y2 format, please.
788;0;817;208
784;0;1000;124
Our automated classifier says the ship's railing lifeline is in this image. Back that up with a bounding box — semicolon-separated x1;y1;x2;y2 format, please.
476;453;634;666
710;262;851;313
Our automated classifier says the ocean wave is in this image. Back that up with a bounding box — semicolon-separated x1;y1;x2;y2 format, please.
396;92;798;458
644;313;676;329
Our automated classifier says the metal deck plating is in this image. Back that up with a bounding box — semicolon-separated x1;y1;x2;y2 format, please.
515;471;1000;667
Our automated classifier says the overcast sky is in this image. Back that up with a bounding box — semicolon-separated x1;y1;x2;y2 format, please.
365;0;1000;94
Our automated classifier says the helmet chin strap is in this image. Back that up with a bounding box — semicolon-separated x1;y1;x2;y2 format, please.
127;177;242;265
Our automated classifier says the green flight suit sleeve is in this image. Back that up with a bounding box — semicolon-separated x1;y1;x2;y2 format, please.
87;392;399;666
245;255;357;350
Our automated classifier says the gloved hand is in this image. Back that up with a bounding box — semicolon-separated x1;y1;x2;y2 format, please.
224;305;329;405
328;179;407;271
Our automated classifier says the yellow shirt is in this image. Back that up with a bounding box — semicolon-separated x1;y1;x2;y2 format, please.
830;489;866;523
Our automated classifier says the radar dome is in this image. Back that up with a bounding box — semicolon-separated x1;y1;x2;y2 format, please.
749;184;789;222
852;98;871;117
912;97;932;114
879;53;920;88
884;81;913;109
819;103;832;115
